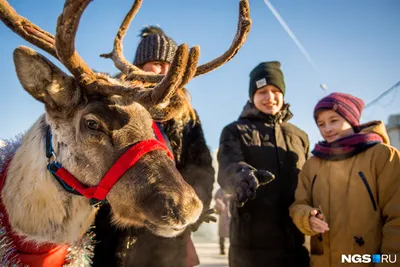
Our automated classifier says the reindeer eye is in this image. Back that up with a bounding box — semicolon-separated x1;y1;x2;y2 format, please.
86;120;100;130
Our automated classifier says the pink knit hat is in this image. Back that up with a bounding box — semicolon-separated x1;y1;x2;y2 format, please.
314;92;365;127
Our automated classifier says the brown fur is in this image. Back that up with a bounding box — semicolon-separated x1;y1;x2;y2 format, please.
1;46;203;245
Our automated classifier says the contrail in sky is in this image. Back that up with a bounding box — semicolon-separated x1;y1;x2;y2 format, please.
263;0;321;75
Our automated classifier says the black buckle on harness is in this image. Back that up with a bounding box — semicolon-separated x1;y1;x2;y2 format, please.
47;161;82;196
45;126;107;206
89;198;104;208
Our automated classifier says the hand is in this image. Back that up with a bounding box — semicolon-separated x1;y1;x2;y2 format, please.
214;199;225;214
190;208;217;232
235;169;275;207
309;209;330;233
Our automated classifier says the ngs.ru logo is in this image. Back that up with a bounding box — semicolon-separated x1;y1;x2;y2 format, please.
341;254;397;264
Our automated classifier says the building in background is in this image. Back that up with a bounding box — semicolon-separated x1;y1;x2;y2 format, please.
0;139;6;148
387;114;400;149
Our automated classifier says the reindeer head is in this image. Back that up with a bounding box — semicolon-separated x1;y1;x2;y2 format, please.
0;0;251;238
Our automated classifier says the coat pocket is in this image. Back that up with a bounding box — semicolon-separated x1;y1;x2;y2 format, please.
358;172;377;211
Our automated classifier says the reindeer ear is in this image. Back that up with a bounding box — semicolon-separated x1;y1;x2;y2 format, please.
13;46;80;110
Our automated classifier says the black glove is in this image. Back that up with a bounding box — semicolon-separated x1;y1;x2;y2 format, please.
234;169;275;207
190;208;217;232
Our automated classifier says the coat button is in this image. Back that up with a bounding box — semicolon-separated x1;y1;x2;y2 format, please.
354;236;365;246
243;213;251;221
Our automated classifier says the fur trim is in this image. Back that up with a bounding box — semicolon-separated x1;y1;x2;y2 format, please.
0;134;24;172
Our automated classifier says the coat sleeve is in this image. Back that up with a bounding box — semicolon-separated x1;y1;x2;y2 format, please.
178;119;215;210
375;146;400;255
304;136;311;160
289;161;319;236
217;124;256;193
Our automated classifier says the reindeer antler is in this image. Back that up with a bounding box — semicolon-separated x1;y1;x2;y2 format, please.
118;0;252;84
194;0;251;77
1;0;248;118
99;0;166;84
55;0;97;83
99;0;146;75
0;0;196;108
0;0;57;58
96;0;201;102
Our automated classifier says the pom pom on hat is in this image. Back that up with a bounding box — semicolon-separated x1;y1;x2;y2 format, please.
133;25;177;66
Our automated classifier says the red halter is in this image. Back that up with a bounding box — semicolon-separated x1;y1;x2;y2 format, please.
0;122;174;266
47;121;174;205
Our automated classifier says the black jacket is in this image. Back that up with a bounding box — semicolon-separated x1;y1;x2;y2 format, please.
217;102;310;267
92;112;214;267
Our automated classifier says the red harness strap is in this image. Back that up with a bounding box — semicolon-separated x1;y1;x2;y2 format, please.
53;139;173;201
46;121;174;204
153;121;166;144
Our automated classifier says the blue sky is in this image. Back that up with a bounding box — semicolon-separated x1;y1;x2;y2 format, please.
0;0;399;150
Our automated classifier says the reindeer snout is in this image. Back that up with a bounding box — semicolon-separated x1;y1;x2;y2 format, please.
180;191;203;225
147;186;202;228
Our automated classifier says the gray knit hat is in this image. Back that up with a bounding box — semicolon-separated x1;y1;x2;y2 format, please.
133;26;178;66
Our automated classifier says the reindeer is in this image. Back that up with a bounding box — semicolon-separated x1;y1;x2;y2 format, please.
0;0;251;266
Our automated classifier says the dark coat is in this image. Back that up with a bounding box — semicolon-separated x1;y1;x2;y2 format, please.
92;112;215;267
217;101;310;267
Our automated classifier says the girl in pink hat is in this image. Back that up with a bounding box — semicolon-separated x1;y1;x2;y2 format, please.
290;92;400;267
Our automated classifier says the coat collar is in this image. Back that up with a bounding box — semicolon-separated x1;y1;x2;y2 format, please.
239;101;293;125
358;120;390;145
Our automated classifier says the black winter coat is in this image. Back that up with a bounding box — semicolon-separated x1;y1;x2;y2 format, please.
92;113;215;267
217;102;310;267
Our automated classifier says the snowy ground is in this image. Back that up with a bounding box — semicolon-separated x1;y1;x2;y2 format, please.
193;235;229;267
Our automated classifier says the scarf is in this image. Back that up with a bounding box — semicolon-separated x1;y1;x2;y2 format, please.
312;132;383;161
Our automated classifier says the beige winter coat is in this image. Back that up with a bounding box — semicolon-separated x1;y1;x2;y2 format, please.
290;121;400;267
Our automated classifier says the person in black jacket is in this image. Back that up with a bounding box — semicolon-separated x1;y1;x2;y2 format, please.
92;26;215;267
217;61;310;267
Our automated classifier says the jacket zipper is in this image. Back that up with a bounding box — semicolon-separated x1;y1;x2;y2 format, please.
358;172;377;211
311;175;317;198
272;124;281;177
